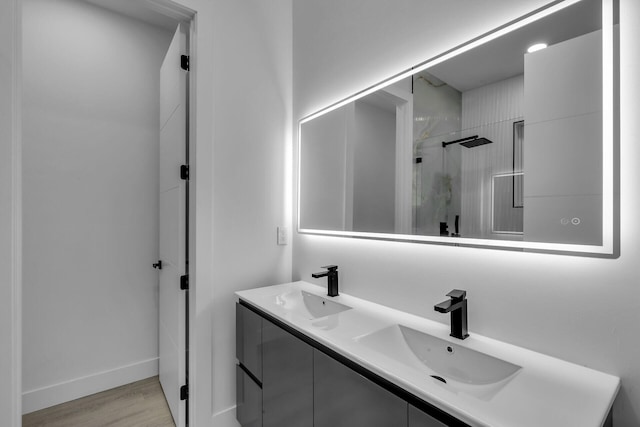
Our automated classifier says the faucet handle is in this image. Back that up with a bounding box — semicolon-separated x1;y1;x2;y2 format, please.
446;289;466;300
321;265;338;271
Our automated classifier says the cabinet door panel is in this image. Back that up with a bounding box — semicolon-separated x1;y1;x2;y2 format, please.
314;349;408;427
236;365;262;427
262;319;313;427
236;303;262;381
409;404;448;427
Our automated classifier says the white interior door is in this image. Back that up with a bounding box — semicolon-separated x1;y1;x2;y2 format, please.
159;23;188;427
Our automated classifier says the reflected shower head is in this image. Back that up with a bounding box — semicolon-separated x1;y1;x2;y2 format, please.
460;137;493;148
442;135;493;148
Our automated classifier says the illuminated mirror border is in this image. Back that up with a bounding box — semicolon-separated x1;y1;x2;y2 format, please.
297;0;617;256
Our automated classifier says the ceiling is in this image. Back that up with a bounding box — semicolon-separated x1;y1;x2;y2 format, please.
423;0;602;92
81;0;179;31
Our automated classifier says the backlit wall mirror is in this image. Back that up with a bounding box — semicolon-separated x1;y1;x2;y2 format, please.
298;0;618;256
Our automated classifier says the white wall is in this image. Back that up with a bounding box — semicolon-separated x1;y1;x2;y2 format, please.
293;1;640;426
210;0;292;424
21;0;172;412
0;0;21;424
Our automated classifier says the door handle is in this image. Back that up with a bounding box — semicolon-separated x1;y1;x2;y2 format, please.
153;260;163;270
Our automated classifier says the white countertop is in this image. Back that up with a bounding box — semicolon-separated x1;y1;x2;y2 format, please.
236;281;620;427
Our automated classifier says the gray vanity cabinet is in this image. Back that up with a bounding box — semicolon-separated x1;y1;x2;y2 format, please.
236;365;262;427
236;303;263;427
236;302;463;427
313;349;408;427
262;318;313;427
409;404;448;427
236;303;262;380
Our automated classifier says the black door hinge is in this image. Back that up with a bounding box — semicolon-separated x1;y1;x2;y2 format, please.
181;55;190;71
180;384;188;400
180;165;189;180
180;274;189;290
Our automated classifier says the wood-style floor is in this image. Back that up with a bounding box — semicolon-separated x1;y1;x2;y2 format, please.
22;376;175;427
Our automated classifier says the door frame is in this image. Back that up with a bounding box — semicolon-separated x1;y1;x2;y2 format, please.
9;0;216;425
5;2;22;426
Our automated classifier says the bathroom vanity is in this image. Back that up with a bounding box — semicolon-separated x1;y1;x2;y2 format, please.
236;281;619;427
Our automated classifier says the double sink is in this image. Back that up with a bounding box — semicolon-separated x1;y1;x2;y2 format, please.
272;287;520;400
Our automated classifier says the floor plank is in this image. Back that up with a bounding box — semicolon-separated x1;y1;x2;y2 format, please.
23;376;175;427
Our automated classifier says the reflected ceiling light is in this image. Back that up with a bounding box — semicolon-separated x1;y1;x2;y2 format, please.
527;43;548;53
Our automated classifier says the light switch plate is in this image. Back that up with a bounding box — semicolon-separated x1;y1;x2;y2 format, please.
277;226;288;245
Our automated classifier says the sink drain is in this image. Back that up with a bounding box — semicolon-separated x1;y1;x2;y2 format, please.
430;375;447;384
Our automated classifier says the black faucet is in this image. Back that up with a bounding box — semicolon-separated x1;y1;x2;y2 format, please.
434;289;469;340
311;265;339;297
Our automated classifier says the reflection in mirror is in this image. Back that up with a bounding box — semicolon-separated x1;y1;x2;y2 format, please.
492;173;524;235
300;84;413;234
513;120;524;208
298;0;617;255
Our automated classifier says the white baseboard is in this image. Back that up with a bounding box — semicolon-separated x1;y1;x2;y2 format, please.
22;357;159;414
212;405;240;427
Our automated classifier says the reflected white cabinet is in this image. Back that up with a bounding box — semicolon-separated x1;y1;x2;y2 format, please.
523;29;603;244
313;349;408;427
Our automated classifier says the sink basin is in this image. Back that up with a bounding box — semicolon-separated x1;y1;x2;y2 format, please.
274;289;352;319
357;324;521;399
